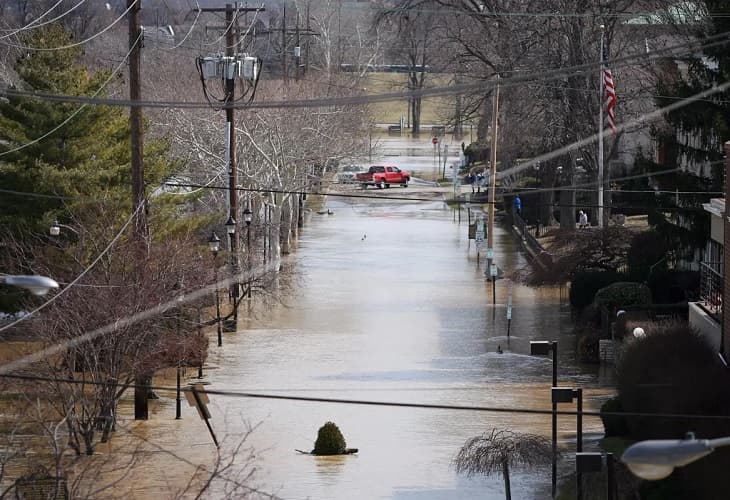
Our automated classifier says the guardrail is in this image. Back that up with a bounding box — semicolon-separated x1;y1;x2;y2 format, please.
512;211;553;269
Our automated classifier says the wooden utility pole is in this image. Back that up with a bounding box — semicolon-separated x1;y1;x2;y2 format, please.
129;0;145;245
128;0;149;421
487;76;500;268
225;4;240;324
197;3;265;328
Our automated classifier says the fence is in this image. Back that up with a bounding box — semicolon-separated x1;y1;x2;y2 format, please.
511;210;552;268
699;261;723;322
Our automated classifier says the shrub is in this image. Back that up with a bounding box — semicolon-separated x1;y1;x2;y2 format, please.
600;397;628;437
578;333;600;363
569;270;627;310
647;270;700;303
464;141;490;164
593;282;652;312
616;321;730;440
313;421;347;455
627;230;669;278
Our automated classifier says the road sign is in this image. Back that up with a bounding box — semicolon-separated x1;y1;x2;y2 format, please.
432;136;438;145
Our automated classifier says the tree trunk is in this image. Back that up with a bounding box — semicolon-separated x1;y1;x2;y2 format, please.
272;202;282;262
133;374;149;420
412;96;421;135
502;460;511;500
559;165;576;230
281;194;292;254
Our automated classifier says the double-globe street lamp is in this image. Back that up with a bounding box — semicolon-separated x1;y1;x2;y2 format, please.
242;207;253;298
207;232;223;347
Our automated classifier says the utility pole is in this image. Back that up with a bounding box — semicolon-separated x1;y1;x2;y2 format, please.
256;9;317;83
128;0;150;422
487;76;500;273
225;4;240;325
129;0;145;246
197;3;265;330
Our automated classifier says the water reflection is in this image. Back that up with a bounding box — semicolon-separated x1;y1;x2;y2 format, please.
111;193;613;499
200;203;607;498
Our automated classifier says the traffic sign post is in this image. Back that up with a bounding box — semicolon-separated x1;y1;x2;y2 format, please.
185;384;219;447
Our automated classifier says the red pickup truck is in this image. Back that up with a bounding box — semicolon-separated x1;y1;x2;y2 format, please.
356;165;411;189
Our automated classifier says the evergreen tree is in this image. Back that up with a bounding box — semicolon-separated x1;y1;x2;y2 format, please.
0;24;174;234
642;1;729;257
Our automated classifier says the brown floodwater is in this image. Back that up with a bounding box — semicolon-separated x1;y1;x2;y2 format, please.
102;192;616;499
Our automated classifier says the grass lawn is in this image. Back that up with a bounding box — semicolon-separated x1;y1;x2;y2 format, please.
364;72;458;125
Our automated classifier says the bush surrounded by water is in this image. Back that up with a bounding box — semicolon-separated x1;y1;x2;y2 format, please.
313;421;347;455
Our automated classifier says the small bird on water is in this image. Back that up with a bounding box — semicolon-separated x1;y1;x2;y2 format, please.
496;345;503;354
362;234;367;241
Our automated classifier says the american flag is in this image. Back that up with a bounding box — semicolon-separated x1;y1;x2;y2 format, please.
603;43;617;133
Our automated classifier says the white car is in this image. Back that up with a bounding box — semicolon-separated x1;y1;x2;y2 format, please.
338;165;363;184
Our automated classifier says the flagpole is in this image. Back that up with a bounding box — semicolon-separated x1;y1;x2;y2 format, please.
598;25;605;229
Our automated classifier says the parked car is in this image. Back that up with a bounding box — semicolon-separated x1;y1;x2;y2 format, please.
338;164;362;184
356;165;410;189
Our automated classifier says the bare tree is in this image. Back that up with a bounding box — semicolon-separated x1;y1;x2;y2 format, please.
454;428;554;500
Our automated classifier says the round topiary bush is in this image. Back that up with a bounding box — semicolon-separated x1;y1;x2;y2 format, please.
593;282;652;312
313;421;347;455
569;270;627;310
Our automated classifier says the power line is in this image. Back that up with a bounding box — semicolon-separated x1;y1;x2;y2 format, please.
0;1;137;52
0;0;84;41
4;29;730;110
0;203;143;335
3;372;730;423
0;29;143;158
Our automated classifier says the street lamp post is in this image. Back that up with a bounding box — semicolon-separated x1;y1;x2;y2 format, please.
621;432;730;480
530;340;558;498
225;216;238;325
243;207;253;298
207;232;223;347
576;452;615;500
174;280;183;420
553;387;584;500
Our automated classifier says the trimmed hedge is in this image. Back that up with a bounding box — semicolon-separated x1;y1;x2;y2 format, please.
593;282;652;312
569;270;627;310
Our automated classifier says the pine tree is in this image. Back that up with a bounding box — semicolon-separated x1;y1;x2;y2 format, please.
642;2;729;255
0;24;174;234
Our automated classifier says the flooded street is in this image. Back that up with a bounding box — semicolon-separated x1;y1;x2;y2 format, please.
125;166;615;499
